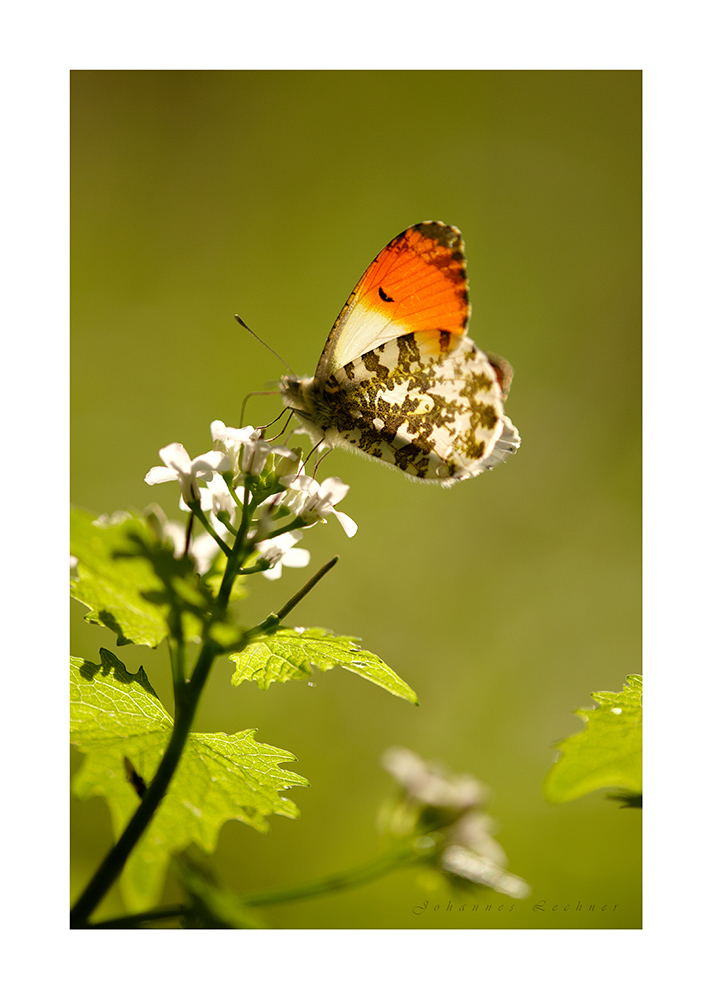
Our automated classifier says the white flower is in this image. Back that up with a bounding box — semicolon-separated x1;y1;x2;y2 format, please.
439;845;530;899
241;436;273;476
183;472;238;519
448;811;508;866
282;475;358;537
273;445;303;484
382;747;487;811
189;531;222;575
380;747;531;899
211;422;260;475
205;473;238;517
145;443;230;505
211;420;299;480
145;502;221;575
255;530;311;580
178;487;212;514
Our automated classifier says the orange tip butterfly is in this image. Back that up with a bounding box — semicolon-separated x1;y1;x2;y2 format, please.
280;221;520;485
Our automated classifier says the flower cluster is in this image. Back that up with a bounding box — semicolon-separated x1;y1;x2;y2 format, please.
381;747;530;899
144;421;357;580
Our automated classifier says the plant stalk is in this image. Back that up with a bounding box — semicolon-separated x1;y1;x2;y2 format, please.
87;841;430;928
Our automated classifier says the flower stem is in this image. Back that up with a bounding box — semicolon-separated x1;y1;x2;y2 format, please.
192;507;232;556
85;905;188;929
216;491;256;609
87;840;433;928
182;511;194;557
237;842;428;908
274;556;338;622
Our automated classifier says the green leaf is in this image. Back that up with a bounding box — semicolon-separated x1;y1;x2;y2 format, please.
70;650;308;909
70;507;240;649
71;508;169;646
230;627;419;705
543;674;642;804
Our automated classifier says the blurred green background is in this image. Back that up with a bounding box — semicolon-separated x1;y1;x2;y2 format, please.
70;70;641;929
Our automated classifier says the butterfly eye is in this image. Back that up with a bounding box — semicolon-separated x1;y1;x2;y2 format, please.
378;287;394;303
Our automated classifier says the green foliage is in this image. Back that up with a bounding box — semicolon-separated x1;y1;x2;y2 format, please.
230;626;419;705
70;486;421;921
543;675;642;805
71;650;308;909
70;508;223;648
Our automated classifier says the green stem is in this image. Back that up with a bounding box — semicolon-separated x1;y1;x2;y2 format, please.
225;478;244;510
88;841;432;928
192;507;232;556
273;556;338;622
240;557;339;643
168;637;185;689
216;490;255;609
237;561;273;576
238;842;427;908
87;905;189;929
261;516;308;541
182;511;194;557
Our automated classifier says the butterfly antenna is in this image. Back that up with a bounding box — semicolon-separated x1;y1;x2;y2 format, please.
235;314;296;377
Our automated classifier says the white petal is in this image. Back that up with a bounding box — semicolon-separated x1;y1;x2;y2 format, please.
161;521;188;554
179;486;212;512
333;510;358;538
271;445;297;460
319;476;350;504
207;478;237;515
158;442;192;473
193;449;232;474
281;547;311;568
289;474;319;495
190;532;221;575
212;422;256;443
145;465;179;485
241;439;271;475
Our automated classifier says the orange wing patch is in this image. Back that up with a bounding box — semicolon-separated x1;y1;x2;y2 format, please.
316;222;470;378
356;223;470;341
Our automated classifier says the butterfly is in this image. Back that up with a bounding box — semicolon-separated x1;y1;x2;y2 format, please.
280;221;520;485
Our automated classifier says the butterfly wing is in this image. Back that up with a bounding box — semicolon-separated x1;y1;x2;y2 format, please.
315;221;470;380
280;220;520;484
318;330;520;483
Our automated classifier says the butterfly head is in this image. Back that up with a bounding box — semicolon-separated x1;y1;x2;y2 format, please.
279;374;329;449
